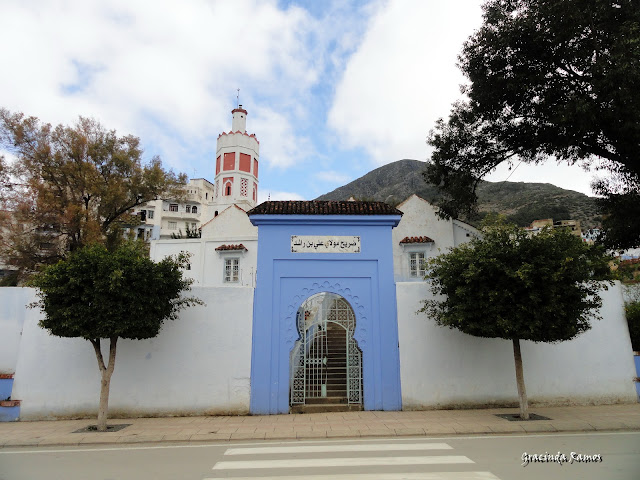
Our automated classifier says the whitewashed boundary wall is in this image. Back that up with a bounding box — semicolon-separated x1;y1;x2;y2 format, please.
12;287;253;420
397;281;638;409
0;288;31;373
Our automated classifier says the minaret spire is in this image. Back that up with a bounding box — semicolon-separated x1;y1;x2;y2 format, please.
213;102;259;211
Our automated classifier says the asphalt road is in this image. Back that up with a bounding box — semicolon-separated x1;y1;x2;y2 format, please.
0;431;638;480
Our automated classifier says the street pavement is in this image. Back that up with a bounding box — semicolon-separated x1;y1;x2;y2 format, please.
1;432;639;479
0;403;639;448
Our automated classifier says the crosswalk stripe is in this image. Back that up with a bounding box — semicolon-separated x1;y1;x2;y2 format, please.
224;443;453;455
204;472;500;480
212;455;474;470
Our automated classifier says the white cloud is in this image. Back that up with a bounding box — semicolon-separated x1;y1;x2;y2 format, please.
251;108;314;169
485;161;597;196
0;0;317;170
258;190;304;203
328;0;484;165
327;0;599;196
315;170;351;184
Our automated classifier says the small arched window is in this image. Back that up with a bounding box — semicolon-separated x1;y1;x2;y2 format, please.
192;206;197;214
226;184;232;196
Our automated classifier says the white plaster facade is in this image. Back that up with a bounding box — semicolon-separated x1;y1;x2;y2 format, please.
11;287;254;419
150;194;482;286
392;195;480;281
149;205;258;287
131;178;215;241
2;279;635;419
397;281;637;409
0;288;30;374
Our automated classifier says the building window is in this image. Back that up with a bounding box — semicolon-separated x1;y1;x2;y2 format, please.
224;258;239;283
191;223;197;230
225;183;232;196
147;210;154;219
192;205;197;214
186;205;192;213
168;221;177;230
241;178;248;196
169;204;178;212
409;252;426;278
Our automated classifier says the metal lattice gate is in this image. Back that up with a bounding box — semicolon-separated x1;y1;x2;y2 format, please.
290;293;362;406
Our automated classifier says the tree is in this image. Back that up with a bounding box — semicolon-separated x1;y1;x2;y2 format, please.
424;0;640;248
420;220;612;419
0;109;187;279
29;241;203;431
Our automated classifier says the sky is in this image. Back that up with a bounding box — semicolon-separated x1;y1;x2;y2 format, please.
0;0;599;202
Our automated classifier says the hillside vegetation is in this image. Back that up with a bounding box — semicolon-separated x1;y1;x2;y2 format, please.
316;160;600;229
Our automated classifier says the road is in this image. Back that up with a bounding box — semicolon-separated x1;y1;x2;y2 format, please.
1;431;639;480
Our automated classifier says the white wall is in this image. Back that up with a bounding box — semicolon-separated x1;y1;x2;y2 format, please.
392;195;480;282
150;239;258;287
149;204;259;287
397;281;638;409
12;287;254;420
0;288;31;373
7;279;636;420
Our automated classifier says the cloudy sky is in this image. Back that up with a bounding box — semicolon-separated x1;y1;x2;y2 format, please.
0;0;598;202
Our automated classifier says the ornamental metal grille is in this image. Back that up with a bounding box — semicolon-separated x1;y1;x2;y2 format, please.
241;178;248;197
290;293;362;406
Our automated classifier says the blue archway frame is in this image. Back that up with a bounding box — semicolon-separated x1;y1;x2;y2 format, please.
249;214;402;414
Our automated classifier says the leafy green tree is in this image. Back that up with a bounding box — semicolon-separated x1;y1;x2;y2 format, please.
30;241;202;431
424;0;640;248
421;220;612;419
0;109;187;279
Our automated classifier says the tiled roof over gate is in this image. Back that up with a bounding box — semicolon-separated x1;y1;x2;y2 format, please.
247;201;403;216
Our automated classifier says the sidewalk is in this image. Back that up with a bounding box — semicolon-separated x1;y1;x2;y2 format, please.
1;403;639;448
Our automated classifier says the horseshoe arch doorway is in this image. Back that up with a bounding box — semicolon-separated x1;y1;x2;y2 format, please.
289;292;363;411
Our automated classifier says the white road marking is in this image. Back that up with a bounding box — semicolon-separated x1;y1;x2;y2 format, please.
204;473;500;480
224;442;453;455
212;455;474;469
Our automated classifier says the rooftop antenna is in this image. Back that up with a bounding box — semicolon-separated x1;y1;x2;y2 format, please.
236;88;240;108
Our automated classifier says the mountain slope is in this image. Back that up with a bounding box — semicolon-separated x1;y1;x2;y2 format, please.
315;159;600;228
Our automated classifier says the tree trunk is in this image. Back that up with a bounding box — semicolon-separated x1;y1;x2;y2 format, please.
90;337;118;432
512;338;529;420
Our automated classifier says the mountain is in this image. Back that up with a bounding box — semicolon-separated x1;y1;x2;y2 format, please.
315;159;600;229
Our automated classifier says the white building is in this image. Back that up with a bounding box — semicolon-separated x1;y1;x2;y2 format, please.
132;105;258;241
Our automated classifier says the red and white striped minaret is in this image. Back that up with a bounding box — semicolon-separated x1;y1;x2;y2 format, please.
213;105;259;211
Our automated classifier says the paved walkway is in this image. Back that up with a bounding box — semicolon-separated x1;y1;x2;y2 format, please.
1;403;639;448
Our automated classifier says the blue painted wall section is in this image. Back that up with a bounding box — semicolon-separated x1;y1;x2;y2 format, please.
249;214;402;414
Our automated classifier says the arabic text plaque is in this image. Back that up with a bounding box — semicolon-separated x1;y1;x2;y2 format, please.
291;235;361;253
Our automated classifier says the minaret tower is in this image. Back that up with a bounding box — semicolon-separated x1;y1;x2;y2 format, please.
213;104;259;211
